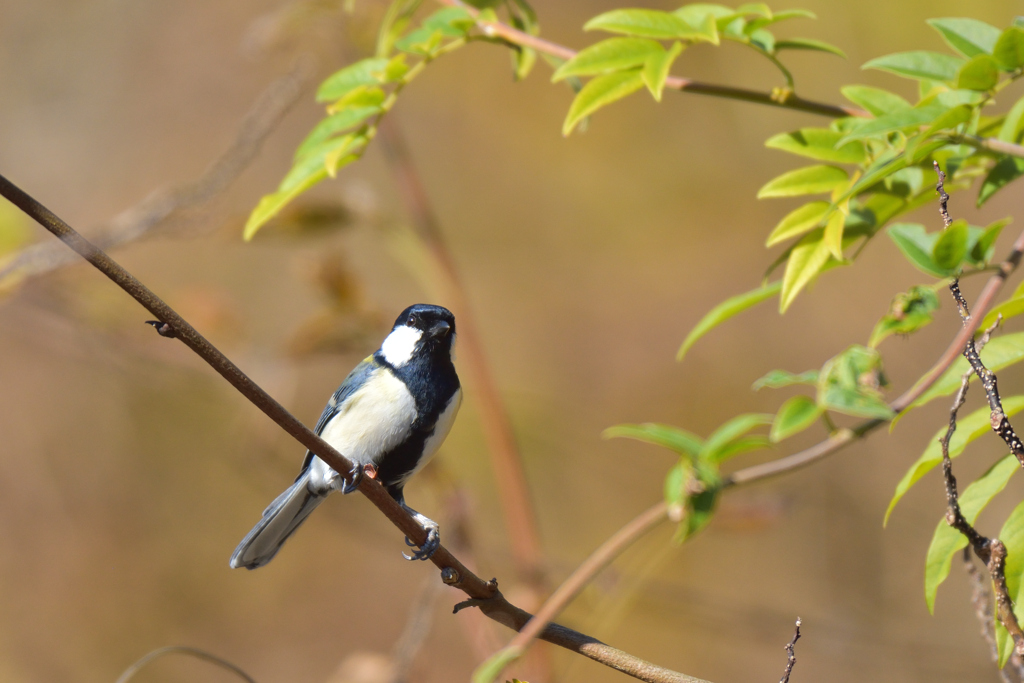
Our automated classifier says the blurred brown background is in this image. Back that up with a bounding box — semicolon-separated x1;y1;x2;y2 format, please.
3;0;1024;682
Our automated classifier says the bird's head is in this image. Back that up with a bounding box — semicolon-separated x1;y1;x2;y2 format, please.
380;304;456;367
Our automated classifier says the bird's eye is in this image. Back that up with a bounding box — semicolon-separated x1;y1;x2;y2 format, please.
408;314;418;326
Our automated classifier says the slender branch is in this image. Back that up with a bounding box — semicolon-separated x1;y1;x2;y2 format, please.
375;117;546;586
0;59;313;283
437;0;862;119
478;502;670;682
0;173;702;683
779;618;802;683
964;549;1017;683
115;646;256;683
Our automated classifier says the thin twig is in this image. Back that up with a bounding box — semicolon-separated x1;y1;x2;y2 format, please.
932;162;1024;659
114;646;256;683
779;618;802;683
0;173;705;683
0;58;313;283
482;502;670;681
963;550;1015;683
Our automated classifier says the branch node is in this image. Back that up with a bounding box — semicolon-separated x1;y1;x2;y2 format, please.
441;567;460;585
144;320;178;338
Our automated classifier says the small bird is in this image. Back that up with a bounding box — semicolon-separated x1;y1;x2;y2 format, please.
230;304;461;569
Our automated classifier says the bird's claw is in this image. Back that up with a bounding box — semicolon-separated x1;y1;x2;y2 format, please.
341;464;362;495
402;526;440;561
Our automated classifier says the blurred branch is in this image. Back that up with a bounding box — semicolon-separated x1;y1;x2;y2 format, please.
475;501;669;682
0;58;314;283
375;117;546;587
0;173;708;683
964;550;1016;683
778;618;802;683
115;646;256;683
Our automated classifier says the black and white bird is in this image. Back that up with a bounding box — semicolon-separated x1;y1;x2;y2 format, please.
230;304;461;569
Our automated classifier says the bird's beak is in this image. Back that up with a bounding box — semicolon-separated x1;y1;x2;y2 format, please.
429;321;451;338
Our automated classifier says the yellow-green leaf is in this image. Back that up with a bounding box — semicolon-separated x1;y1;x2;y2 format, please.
584;9;705;40
677;280;781;360
770;395;822;442
316;58;390;102
766;201;830;246
765;128;865;164
780;229;831;312
906;332;1024;410
562;69;645;136
552;37;663;81
757;165;848;198
642;41;683;101
823;210;844;260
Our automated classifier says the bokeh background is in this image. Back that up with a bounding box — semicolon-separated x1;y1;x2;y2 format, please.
3;1;1024;682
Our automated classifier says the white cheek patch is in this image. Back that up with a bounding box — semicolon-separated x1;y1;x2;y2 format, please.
380;325;422;367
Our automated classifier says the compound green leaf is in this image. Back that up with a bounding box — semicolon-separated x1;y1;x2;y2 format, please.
924;454;1018;613
886;398;1024;524
603;423;703;457
316;58;390;102
552;37;664;81
775;38;846;58
753;369;819;390
584;9;712;41
840;85;911;116
927;18;1001;58
562;69;645;135
766;201;830;246
765;128;865;164
994;26;1024;70
907;333;1024;410
780;229;832;312
863;51;964;82
642;41;683;101
757;165;848;198
677;280;781;360
956;54;1000;91
770;395;822;443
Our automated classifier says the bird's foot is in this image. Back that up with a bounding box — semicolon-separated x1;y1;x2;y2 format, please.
341;463;363;495
401;506;440;561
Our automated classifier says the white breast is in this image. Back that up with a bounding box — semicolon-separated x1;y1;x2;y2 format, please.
318;369;418;465
399;388;462;486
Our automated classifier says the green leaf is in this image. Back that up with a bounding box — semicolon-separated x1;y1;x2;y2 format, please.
979;156;1024;207
837;103;946;144
562;70;645;136
927;18;1001;58
998;498;1024;665
603;423;703;457
664;459;690;512
980;277;1024;331
886;397;1024;524
869;285;940;348
757;165;848;198
924;454;1018;613
294;107;380;160
765;129;865;164
395;27;445;55
771;395;822;442
968;218;1009;264
998;95;1024;143
932;219;969;270
552;37;664;81
908;333;1024;410
713;435;771;462
316;58;390;102
863;51;964;82
840;85;911;116
817;345;894;420
584;9;715;41
735;3;771;17
780;229;832;312
888;223;949;277
748;28;775;53
422;6;475;36
994;26;1024;70
326;85;386;111
677;280;781;360
700;413;773;462
956;54;999;91
0;198;31;257
642;41;683;101
753;369;819;390
766;201;830;246
823;209;845;260
774;38;846;58
244;170;327;241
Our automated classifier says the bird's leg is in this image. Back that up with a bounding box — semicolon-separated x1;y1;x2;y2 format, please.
400;502;440;561
363;463;378;479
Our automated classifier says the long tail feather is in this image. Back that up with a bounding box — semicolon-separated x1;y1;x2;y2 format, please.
229;470;328;569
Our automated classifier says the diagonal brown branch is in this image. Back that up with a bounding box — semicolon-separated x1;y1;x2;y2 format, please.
0;172;704;683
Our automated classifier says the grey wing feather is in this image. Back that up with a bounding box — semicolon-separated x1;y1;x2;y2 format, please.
299;357;381;475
